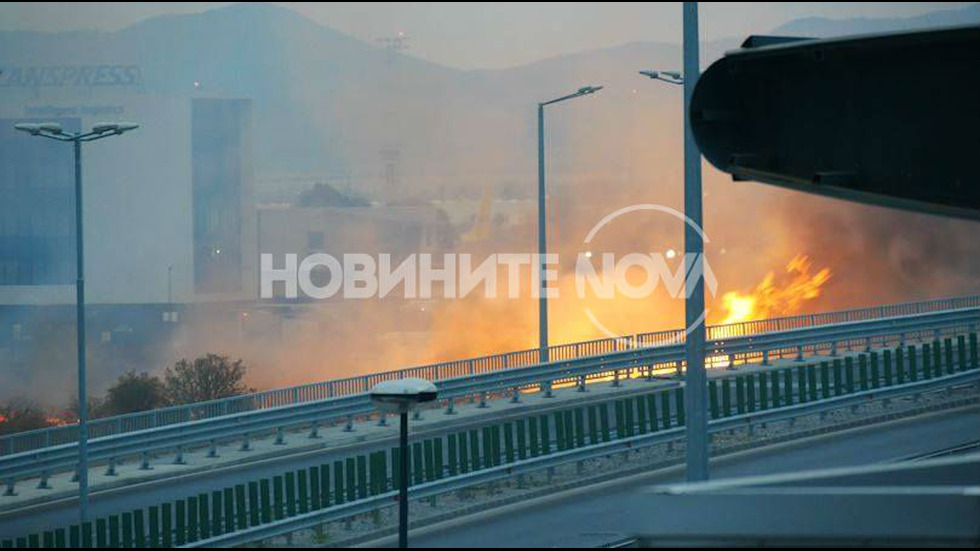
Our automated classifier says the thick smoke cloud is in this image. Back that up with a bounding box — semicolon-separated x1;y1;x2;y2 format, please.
2;3;977;406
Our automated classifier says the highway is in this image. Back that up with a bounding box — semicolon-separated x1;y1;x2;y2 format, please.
1;297;974;537
2;379;975;542
390;406;980;548
0;375;683;538
1;313;975;544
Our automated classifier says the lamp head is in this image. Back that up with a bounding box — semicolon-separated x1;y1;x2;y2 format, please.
13;123;41;135
639;70;682;83
93;122;139;135
14;122;63;136
370;378;438;414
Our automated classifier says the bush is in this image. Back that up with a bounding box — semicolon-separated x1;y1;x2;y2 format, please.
0;400;52;435
66;395;110;421
104;371;167;415
165;354;252;405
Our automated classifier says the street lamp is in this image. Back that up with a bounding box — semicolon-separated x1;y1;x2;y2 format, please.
14;120;139;524
369;378;438;549
537;85;602;365
639;2;708;483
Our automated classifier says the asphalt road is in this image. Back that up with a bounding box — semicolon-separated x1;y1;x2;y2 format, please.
395;406;980;548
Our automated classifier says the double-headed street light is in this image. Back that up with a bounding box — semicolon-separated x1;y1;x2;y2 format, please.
15;121;139;137
537;85;602;366
14;120;139;525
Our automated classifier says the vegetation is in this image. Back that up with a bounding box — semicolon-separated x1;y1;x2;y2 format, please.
67;394;110;420
164;353;252;405
104;371;168;415
0;354;252;436
0;399;52;435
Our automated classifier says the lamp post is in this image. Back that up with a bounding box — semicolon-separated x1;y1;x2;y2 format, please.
638;2;708;482
369;378;438;548
537;85;602;364
13;120;140;524
679;0;709;485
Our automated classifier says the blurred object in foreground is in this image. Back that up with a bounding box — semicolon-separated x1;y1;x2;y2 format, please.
692;25;980;221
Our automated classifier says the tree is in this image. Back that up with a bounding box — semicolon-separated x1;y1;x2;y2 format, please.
104;371;167;415
0;399;51;435
66;395;109;421
295;183;369;208
164;354;251;405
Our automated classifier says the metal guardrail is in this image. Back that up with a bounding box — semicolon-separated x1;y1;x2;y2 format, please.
0;304;976;493
181;368;980;548
2;294;977;456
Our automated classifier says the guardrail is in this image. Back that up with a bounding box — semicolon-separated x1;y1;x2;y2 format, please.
2;294;977;457
183;368;980;548
0;304;976;496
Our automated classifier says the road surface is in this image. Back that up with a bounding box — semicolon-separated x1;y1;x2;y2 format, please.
390;406;980;548
3;404;975;543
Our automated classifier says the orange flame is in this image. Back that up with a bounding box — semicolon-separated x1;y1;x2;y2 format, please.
719;254;832;325
45;416;71;427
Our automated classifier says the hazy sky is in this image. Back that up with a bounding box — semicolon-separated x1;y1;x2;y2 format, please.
0;2;973;69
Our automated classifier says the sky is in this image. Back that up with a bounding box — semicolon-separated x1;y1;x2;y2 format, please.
0;2;974;69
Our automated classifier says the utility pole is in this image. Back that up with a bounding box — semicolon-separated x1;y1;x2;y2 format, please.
377;32;411;191
537;103;548;363
14;120;139;524
72;137;90;522
682;1;710;482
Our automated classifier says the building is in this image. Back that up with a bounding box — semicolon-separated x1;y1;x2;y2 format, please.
0;61;256;394
0;72;255;306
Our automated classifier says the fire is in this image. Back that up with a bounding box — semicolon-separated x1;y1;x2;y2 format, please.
46;416;71;427
719;254;832;325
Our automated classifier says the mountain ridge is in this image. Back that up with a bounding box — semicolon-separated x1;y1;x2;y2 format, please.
4;3;978;74
1;2;977;194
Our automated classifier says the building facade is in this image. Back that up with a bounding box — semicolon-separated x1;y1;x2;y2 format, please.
0;62;256;393
0;67;255;306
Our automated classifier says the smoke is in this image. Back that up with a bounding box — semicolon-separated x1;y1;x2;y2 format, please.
45;131;980;400
3;6;978;406
162;16;980;395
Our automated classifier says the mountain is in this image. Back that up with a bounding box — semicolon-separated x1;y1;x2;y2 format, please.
0;3;762;199
1;2;977;200
0;3;470;184
773;3;979;37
